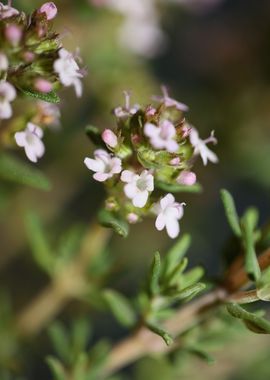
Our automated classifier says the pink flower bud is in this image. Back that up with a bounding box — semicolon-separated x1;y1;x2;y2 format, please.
39;2;57;20
23;51;35;63
127;213;139;224
102;129;118;148
170;157;180;166
177;171;196;186
34;78;53;93
5;24;22;45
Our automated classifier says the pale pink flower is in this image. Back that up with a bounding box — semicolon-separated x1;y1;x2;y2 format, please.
15;123;45;163
0;2;19;19
189;128;218;166
152;86;189;112
54;48;83;97
102;129;118;148
177;171;196;186
37;101;61;129
144;120;178;153
0;53;8;71
114;91;139;118
39;2;57;20
34;78;53;93
121;169;154;208
153;193;185;239
0;81;16;119
170;157;181;166
84;149;122;182
5;24;22;45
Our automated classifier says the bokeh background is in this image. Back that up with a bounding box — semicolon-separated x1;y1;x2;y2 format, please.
1;0;270;379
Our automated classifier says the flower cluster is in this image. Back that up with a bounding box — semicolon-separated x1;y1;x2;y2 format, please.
0;1;83;161
84;88;218;238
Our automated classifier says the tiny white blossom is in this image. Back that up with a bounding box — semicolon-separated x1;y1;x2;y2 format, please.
0;53;8;71
37;101;61;129
114;91;140;118
15;123;45;163
121;169;154;208
144;119;178;153
189;128;218;166
0;2;19;19
0;81;16;119
153;193;185;239
54;48;83;97
84;149;122;182
152;86;189;112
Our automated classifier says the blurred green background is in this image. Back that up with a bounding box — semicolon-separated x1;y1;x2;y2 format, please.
1;0;270;379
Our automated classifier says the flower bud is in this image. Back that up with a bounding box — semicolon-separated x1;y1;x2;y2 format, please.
177;171;196;186
0;53;8;71
127;213;139;224
170;157;180;166
34;78;53;93
5;24;22;45
102;129;118;148
39;2;57;20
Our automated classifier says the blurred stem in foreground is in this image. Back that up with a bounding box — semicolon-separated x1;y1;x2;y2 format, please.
15;224;111;336
101;246;270;378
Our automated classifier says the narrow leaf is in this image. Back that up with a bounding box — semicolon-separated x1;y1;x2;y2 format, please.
241;208;261;282
220;189;241;237
163;234;191;278
155;180;202;194
25;211;53;275
146;323;173;346
48;322;70;363
181;266;204;289
19;87;60;103
46;357;66;380
0;153;51;190
166;257;188;288
148;252;161;296
103;289;136;327
227;303;270;334
98;210;129;238
173;282;206;302
188;346;215;364
257;284;270;302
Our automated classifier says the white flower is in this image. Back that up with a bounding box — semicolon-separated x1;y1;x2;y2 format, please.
144;119;178;153
189;128;218;166
84;149;122;182
0;53;8;71
102;129;118;148
121;169;154;208
37;101;61;129
54;48;83;97
15;123;45;163
0;81;16;119
153;193;185;239
0;2;19;19
152;86;189;112
114;91;140;118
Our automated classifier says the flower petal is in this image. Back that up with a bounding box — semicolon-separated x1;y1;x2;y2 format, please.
165;218;180;239
155;214;165;231
132;190;148;208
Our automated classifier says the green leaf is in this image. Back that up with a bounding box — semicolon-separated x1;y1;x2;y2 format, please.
155;180;202;194
257;284;270;302
166;257;188;288
25;211;53;275
103;289;136;327
85;125;105;147
162;234;191;278
146;323;173;346
0;153;51;190
19;87;60;103
173;282;206;302
46;357;66;380
48;322;71;364
148;252;161;296
227;303;270;334
57;224;85;263
98;210;129;238
71;317;92;356
181;266;204;289
188;346;215;364
241;208;261;282
220;189;241;237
